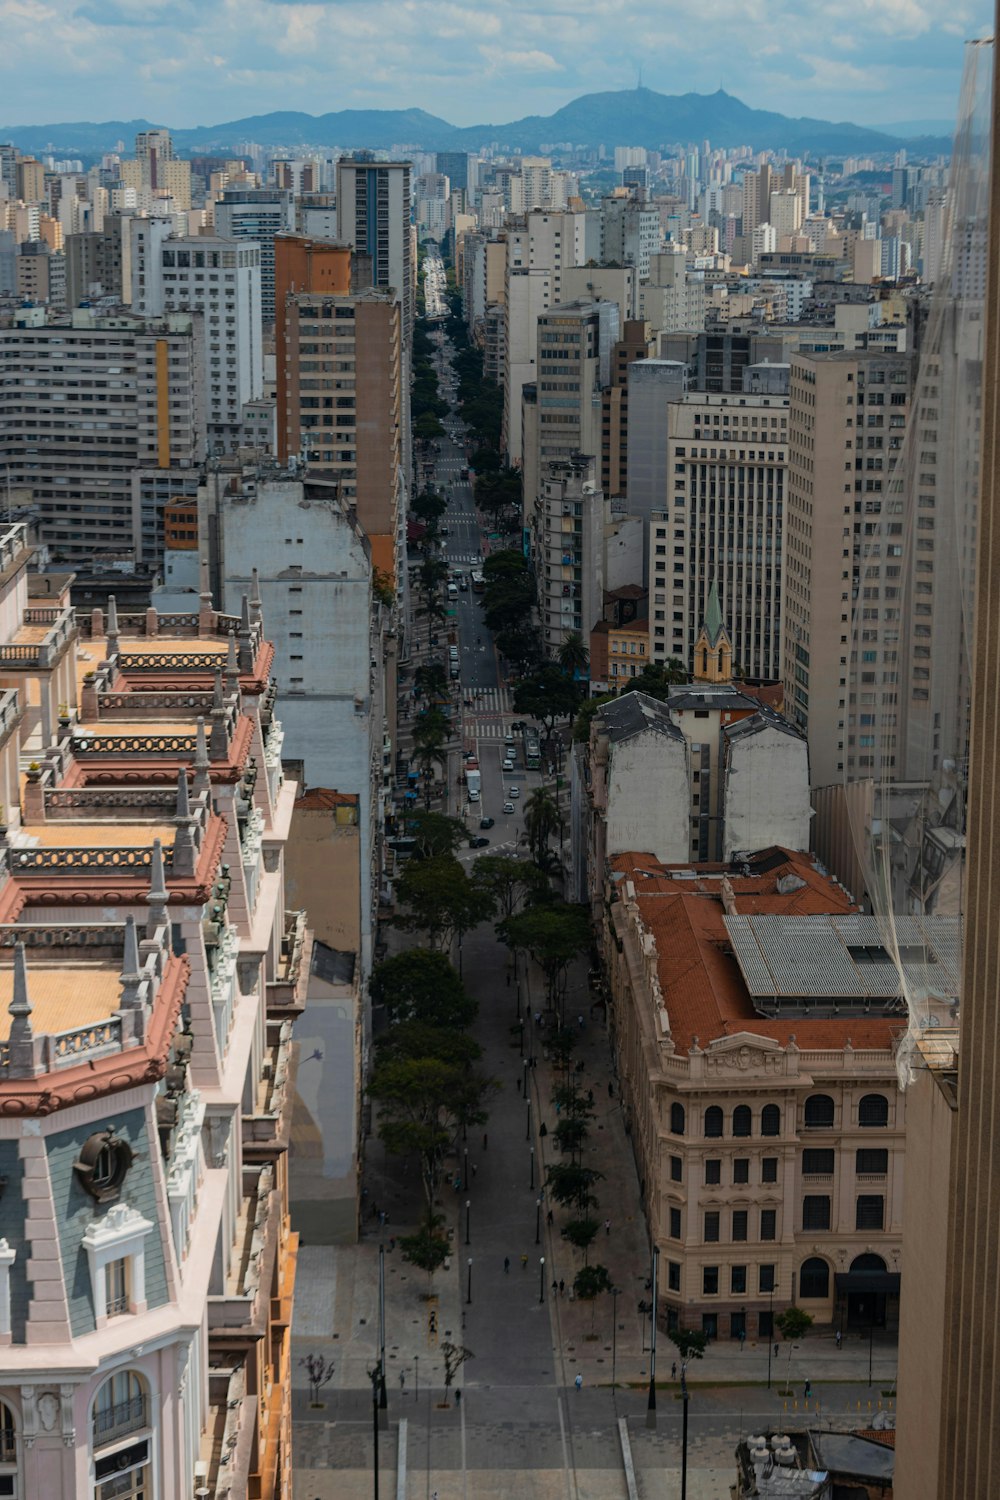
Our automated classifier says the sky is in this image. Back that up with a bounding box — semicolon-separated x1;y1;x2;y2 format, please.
0;0;992;130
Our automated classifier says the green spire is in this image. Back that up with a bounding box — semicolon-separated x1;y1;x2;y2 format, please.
704;581;724;645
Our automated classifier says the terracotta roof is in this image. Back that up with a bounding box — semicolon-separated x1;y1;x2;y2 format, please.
855;1429;896;1449
296;787;359;809
611;847;897;1052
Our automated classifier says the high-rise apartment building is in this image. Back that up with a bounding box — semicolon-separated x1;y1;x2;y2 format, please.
600;195;660;280
215;188;295;327
0;306;205;560
648;389;789;679
281;288;404;582
532;298;619;472
782;350;915;787
601;319;656;497
64;220;124;307
120;128;191;211
533;456;606;651
133;228;263;451
336;155;413;342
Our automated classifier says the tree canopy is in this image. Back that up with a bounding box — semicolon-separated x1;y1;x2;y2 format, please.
370;948;476;1029
471;854;552;920
497;902;591;1009
395;854;495;950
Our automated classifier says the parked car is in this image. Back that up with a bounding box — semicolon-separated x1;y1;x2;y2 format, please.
502;757;515;772
468;836;490;848
479;817;495;829
508;786;520;798
502;801;515;814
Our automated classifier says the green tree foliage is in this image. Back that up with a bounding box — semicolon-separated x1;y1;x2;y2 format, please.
481;552;537;635
413;662;450;704
544;1162;604;1214
775;1307;814;1342
415;412;445;441
375;1020;481;1069
557;630;590;680
368;1054;496;1203
370;949;476;1028
399;1214;450;1282
394;854;495;950
522;786;561;864
403;810;468;858
623;660;689;698
411;488;448;529
561;1218;599;1259
512;666;579;746
573;1264;612;1331
497;903;591;1011
495;624;543;673
572;693;615;744
670;1327;708;1361
471;854;551;920
553;1116;590;1157
552;1081;594;1118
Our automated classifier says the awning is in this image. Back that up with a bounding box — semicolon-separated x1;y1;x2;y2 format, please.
835;1272;901;1295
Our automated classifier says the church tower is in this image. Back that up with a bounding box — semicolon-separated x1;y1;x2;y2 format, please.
692;582;733;683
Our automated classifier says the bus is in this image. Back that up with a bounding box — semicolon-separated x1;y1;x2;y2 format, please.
471;570;486;593
523;727;541;770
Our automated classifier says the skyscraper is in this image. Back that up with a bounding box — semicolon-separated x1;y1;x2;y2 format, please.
214;187;295;327
336;155;413;343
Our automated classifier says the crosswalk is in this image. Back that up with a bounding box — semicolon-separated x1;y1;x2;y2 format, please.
463;687;511;716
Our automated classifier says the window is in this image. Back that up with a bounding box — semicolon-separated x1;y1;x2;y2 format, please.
762;1157;778;1184
760;1209;777;1241
761;1104;781;1137
704;1211;720;1242
669;1207;682;1239
732;1105;752;1138
731;1265;747;1295
732;1209;748;1242
856;1148;888;1175
668;1260;681;1292
670;1155;683;1183
733;1158;750;1184
799;1256;830;1299
856;1195;885;1230
670;1102;686;1135
705;1158;721;1185
73;1129;134;1202
703;1266;719;1295
802;1149;835;1175
859;1094;889;1127
0;1399;15;1469
105;1258;129;1317
705;1106;724;1138
759;1263;775;1294
804;1094;835;1128
802;1196;831;1231
92;1370;149;1447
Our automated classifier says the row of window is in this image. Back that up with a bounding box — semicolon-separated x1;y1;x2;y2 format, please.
669;1093;890;1137
669;1146;888;1185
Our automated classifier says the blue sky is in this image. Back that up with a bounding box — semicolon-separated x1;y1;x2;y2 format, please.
0;0;990;128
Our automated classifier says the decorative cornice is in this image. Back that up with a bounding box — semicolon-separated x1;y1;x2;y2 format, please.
72;715;255;788
0;953;191;1116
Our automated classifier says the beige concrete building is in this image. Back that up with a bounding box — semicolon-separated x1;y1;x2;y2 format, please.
782;350;914;787
120;128;191;211
603;846;913;1338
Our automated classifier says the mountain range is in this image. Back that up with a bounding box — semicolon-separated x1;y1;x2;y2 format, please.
0;88;951;160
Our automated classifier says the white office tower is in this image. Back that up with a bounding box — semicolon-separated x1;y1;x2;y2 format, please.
214;187;295;326
336;154;413;343
131;223;263;451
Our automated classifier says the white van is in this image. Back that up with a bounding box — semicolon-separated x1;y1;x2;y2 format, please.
447;583;459;598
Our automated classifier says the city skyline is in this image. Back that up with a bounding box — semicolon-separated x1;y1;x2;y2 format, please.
0;0;988;132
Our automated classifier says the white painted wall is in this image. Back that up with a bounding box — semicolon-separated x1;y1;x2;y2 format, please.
606;730;690;864
723;725;812;858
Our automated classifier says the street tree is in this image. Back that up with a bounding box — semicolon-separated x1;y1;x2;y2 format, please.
623;660;688;699
414;412;445;441
546;1026;578;1073
522;786;561;863
375;1020;482;1069
299;1354;336;1407
439;1341;474;1402
561;1218;599;1262
414;662;451;704
573;1264;612;1334
571;692;616;744
775;1307;814;1342
669;1328;708;1361
495;623;543;674
368;1054;495;1203
403;809;468;858
395;855;495;950
472;854;551;921
545;1161;604;1214
552;1081;594;1118
370;949;476;1029
411;488;448;528
553;1116;590;1157
512;666;578;751
497;903;591;1014
557;631;590;683
399;1213;450;1288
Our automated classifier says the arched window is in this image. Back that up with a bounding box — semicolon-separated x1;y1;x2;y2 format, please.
799;1257;830;1299
859;1094;889;1128
670;1102;685;1135
804;1094;835;1128
0;1399;16;1466
704;1105;724;1138
761;1104;781;1137
92;1369;149;1448
732;1105;752;1137
850;1252;887;1274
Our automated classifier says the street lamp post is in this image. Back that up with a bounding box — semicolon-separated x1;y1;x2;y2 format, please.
369;1362;382;1500
467;1258;473;1306
680;1360;690;1500
611;1288;621;1389
522;1056;528;1097
535;1196;542;1245
646;1245;659;1428
463;1147;469;1191
539;1256;546;1304
465;1200;471;1246
766;1278;776;1390
530;1146;535;1191
526;1098;531;1141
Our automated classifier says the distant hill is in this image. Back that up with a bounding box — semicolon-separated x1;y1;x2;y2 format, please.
0;88;951;160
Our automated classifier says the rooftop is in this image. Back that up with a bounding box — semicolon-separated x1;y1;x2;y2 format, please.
595;691;684;744
0;963;121;1040
611;847;902;1050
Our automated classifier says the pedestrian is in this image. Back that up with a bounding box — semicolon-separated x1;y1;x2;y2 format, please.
608;1081;614;1098
389;1236;396;1252
604;1218;611;1236
517;1077;522;1096
671;1362;677;1380
577;1014;584;1030
471;1164;477;1178
455;1388;461;1406
552;1279;559;1295
835;1329;842;1350
399;1371;406;1391
379;1210;387;1227
504;1256;510;1274
521;1253;528;1270
574;1374;583;1392
774;1343;780;1358
587;1089;594;1107
804;1380;811;1400
547;1209;554;1226
539;1122;548;1137
506;973;511;988
483;1133;488;1151
739;1330;746;1350
559;1279;565;1296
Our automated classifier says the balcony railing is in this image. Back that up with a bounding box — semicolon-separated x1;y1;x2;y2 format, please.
92;1394;149;1445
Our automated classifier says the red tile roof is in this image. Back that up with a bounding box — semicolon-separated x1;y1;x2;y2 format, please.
611;847;897;1053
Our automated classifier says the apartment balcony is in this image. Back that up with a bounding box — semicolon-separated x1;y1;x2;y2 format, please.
266;910;310;1016
208;1163;280;1342
0;604;77;671
242;1019;296;1162
91;1392;150;1447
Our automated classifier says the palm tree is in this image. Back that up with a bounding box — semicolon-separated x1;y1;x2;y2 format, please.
557;631;590;679
415;662;450;703
413;709;449;808
523;786;561;864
